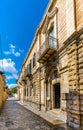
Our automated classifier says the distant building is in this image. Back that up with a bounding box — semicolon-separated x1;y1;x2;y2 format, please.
0;71;8;112
17;0;83;129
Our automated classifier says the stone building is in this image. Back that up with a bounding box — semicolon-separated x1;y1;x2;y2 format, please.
17;0;83;129
0;71;8;112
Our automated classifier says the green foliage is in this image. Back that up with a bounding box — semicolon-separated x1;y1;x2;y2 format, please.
11;87;17;94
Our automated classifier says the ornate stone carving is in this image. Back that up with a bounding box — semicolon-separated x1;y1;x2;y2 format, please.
42;7;58;34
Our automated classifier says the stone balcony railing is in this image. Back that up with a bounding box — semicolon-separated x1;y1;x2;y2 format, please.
37;36;57;63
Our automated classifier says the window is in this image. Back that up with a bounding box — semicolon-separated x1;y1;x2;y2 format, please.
29;60;32;73
27;65;29;73
33;53;36;67
48;26;55;48
33;82;36;96
49;26;54;37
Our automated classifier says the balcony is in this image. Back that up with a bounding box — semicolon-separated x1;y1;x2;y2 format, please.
19;78;22;85
22;75;26;82
25;68;32;77
37;36;57;63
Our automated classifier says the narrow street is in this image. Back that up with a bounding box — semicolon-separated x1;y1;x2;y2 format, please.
0;98;74;130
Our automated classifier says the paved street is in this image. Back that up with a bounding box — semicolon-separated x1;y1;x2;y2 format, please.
0;98;74;130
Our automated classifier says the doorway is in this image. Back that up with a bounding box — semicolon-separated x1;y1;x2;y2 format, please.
53;83;60;109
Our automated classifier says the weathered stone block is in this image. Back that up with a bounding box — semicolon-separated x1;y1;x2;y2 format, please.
74;119;80;125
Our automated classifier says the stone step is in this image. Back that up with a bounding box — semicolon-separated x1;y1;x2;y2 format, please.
46;109;67;123
46;109;61;118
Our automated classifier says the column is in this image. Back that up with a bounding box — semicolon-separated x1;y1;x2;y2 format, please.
26;86;27;101
22;86;24;102
51;82;54;109
44;82;47;111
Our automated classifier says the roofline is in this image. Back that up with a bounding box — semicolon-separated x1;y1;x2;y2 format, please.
18;0;54;79
23;0;54;64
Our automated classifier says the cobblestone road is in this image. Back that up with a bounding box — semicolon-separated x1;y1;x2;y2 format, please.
0;98;74;130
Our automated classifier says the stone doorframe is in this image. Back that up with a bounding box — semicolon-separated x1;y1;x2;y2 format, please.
51;78;60;109
44;61;60;111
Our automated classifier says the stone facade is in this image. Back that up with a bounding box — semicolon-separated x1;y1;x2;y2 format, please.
0;71;8;112
17;0;83;129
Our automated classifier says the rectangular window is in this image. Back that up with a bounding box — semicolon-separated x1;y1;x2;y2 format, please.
24;88;26;96
49;26;54;37
33;53;36;67
29;60;32;73
48;26;55;48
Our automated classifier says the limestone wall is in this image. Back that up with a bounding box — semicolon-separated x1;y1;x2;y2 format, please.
17;0;83;129
0;73;7;112
65;35;83;129
76;0;83;30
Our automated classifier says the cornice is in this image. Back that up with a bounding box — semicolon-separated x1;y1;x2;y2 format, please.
18;0;57;78
48;7;58;18
42;7;58;34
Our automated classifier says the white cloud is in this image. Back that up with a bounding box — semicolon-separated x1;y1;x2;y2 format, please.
12;73;18;79
0;58;17;74
10;48;15;54
10;46;21;57
19;49;24;53
4;44;22;57
14;52;20;57
6;75;13;80
10;44;16;49
6;73;18;80
0;59;18;85
7;83;17;89
4;51;11;55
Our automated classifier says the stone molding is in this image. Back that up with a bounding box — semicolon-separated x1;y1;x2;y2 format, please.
42;7;58;34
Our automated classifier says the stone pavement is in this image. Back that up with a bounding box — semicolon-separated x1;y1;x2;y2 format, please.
0;97;77;130
18;101;65;125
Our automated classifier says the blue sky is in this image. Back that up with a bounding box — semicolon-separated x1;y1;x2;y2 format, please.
0;0;49;88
